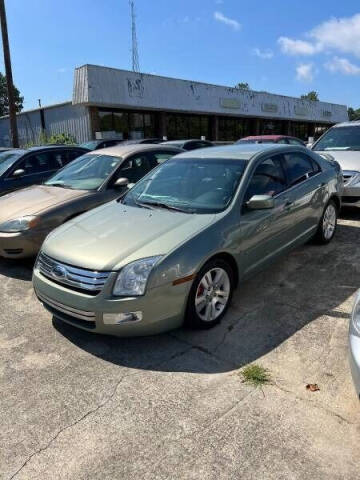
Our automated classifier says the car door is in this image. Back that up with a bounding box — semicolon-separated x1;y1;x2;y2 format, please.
239;154;295;276
281;151;324;240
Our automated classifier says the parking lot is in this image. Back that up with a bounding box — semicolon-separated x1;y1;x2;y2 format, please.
1;210;360;480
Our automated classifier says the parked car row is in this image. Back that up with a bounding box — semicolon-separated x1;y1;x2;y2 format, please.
2;123;360;399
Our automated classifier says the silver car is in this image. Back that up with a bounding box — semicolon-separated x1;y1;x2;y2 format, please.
311;121;360;206
349;291;360;399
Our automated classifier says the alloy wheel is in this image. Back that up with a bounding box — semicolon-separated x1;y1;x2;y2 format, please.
322;203;336;240
195;267;230;322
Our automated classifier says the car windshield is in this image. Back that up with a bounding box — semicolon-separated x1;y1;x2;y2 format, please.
45;154;122;190
80;141;100;150
0;150;24;176
122;157;246;214
313;126;360;151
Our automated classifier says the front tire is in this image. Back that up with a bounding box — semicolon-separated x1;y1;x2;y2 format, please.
314;199;338;244
185;259;234;329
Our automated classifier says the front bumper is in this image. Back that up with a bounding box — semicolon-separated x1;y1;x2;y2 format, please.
349;328;360;399
32;266;190;336
0;230;45;259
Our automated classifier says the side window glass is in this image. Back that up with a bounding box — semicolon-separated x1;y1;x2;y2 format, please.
284;153;316;187
244;155;286;203
150;151;176;167
277;138;288;144
117;154;151;184
65;150;83;165
14;152;52;176
288;138;303;146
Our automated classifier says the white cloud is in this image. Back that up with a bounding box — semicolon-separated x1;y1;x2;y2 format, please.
324;56;360;75
253;48;274;59
278;14;360;58
214;11;241;31
278;37;320;56
296;63;315;82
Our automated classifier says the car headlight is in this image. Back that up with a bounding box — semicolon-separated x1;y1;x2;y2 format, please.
0;216;40;233
113;256;163;296
352;290;360;334
344;171;360;186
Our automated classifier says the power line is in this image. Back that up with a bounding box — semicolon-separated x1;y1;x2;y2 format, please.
129;0;140;73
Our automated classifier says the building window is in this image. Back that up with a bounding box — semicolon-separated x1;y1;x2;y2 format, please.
218;117;252;141
166;113;210;140
98;109;156;140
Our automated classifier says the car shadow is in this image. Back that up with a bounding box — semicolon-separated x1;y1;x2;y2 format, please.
0;257;34;281
53;220;360;374
339;206;360;221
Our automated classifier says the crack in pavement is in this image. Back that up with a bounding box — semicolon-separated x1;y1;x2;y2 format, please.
272;383;356;426
7;344;195;480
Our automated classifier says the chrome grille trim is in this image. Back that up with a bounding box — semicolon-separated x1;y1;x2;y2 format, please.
37;291;96;322
37;252;111;293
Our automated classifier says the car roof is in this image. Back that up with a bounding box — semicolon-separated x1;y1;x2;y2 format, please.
332;121;360;128
241;135;290;140
174;143;301;160
162;139;211;144
85;143;184;157
26;145;84;151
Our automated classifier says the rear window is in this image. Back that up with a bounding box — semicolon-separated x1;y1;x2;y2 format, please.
313;126;360;151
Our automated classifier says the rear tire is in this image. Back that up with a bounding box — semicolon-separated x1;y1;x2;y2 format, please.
314;199;338;244
185;259;234;329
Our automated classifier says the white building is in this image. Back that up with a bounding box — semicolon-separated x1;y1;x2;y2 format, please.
0;64;349;146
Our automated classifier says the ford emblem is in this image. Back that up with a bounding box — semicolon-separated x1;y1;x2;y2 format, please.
52;265;67;279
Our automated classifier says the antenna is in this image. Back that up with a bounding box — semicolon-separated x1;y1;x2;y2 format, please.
129;0;140;73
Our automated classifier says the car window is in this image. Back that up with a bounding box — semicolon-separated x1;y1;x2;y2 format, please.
118;153;151;184
313;126;360;151
149;151;178;166
283;152;317;187
0;150;24;176
288;138;304;146
277;138;288;144
244;155;286;202
13;152;54;176
65;149;84;164
103;140;119;148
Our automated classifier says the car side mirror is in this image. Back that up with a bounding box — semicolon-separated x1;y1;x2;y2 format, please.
12;169;25;178
246;194;274;210
114;177;129;189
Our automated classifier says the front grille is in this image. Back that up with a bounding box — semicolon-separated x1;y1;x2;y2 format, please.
37;252;111;294
37;291;96;328
4;248;23;255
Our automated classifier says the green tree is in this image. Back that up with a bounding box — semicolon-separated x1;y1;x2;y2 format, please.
348;107;360;121
0;72;23;117
235;82;250;90
300;91;319;101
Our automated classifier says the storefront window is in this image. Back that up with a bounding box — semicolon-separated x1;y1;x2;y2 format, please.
165;114;210;139
218;117;252;141
97;109;155;140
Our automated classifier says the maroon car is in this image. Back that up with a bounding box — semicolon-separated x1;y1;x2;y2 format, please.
236;135;305;146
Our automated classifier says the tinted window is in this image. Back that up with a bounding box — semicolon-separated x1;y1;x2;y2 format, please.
80;141;99;150
277;138;288;144
313;126;360;151
65;149;84;164
14;152;54;176
149;151;178;166
245;155;286;201
284;153;316;187
118;153;151;183
288;138;304;146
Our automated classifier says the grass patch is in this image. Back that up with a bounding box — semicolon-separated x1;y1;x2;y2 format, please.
241;364;271;388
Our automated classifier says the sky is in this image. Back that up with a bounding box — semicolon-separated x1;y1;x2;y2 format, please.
2;0;360;110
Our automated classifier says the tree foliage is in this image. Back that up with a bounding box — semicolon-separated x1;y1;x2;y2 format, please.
0;72;23;117
348;107;360;121
235;82;250;90
300;91;319;101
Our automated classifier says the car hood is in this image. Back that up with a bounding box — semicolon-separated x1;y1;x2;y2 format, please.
0;185;88;223
43;201;215;271
315;150;360;172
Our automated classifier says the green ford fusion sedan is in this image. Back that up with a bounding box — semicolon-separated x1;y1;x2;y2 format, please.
33;144;343;336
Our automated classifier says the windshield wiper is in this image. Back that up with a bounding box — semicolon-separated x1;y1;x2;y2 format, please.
139;201;193;213
47;182;73;189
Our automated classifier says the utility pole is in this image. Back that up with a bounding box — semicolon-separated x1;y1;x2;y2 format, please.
0;0;18;147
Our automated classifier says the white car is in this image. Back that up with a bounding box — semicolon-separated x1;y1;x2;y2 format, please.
349;291;360;399
311;121;360;206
